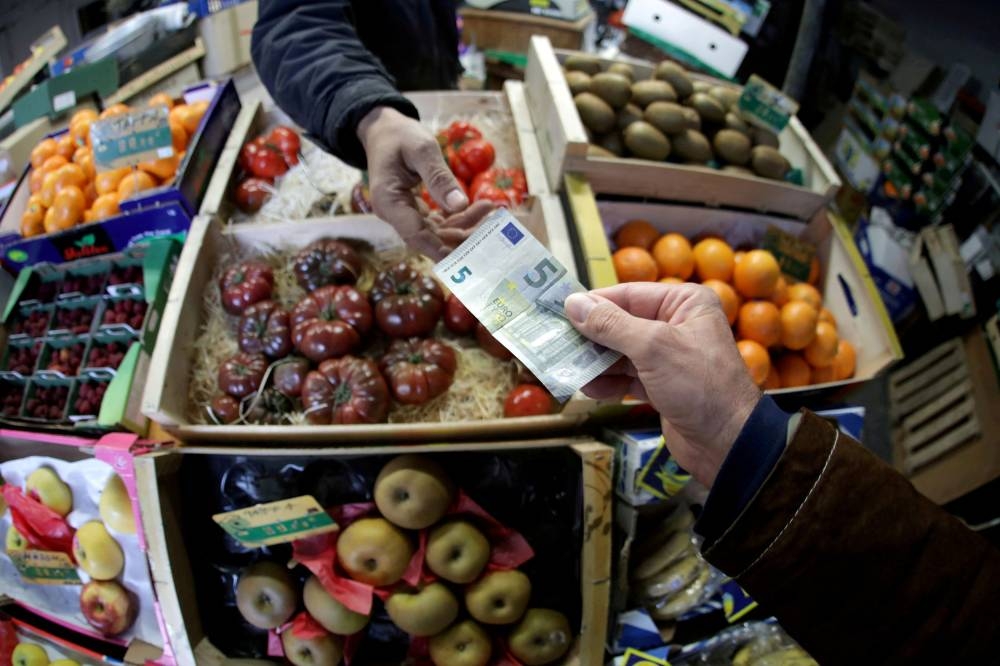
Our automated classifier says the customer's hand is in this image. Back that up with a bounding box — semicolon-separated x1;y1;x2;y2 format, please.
358;106;481;259
565;283;761;487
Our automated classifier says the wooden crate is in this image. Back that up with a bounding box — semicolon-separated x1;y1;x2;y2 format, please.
891;332;1000;504
141;213;604;443
524;37;841;221
564;177;902;395
135;438;612;665
458;8;595;53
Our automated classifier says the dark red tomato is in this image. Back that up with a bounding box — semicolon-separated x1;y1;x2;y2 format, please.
290;286;372;362
268;126;301;165
245;388;294;425
369;263;444;338
379;338;457;405
475;323;512;360
504;384;554;417
219;261;274;316
238;300;292;358
301;356;389;424
210;394;241;424
273;357;310;397
292;238;364;291
217;352;268;399
470;168;527;207
437;120;482;146
249;145;289;180
239;136;267;172
235;177;271;213
443;294;477;335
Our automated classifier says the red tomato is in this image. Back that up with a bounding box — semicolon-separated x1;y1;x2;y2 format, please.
379;337;457;405
217;352;268;399
504;384;554;417
301;356;389;424
475;323;512;360
445;144;474;183
443;294;477;335
273;357;310;398
268;126;301;164
369;263;445;338
239;136;267;172
457;139;495;176
234;178;271;213
249;145;289;180
470;168;527;207
420;180;467;212
210;395;241;424
290;286;373;362
218;262;274;315
292;238;364;291
437;120;482;146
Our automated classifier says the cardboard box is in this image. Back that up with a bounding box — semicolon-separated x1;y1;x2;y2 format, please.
604;428;691;506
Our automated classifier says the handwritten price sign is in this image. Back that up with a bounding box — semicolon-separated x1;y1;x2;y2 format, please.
91;106;174;170
213;495;338;548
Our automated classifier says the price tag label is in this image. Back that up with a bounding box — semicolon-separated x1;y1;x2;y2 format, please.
738;74;799;134
10;549;82;585
637;437;691;500
91;107;174;170
213;495;338;548
622;648;672;666
762;226;816;283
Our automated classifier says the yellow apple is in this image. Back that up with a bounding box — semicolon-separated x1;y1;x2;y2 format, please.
236;561;298;630
426;520;490;584
302;575;368;635
6;525;28;552
99;474;136;534
508;609;572;665
50;660;82;666
386;583;459;637
465;569;531;625
428;620;491;666
12;642;49;666
72;521;124;580
374;455;454;529
25;467;72;516
336;517;413;586
281;626;343;666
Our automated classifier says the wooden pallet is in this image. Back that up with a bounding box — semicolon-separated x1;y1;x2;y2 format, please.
890;338;980;474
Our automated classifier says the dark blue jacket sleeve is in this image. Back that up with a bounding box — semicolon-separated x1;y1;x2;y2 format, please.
695;395;790;548
251;0;419;168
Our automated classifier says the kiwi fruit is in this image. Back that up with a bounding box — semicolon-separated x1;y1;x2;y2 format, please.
597;131;626;157
681;107;701;130
672;129;712;163
575;92;616;134
617;103;644;131
687;93;726;124
751;126;780;148
588;144;617;159
723;112;750;136
608;62;636;81
565;70;592;96
643;102;688;135
653;61;694;99
693;80;712;94
722;165;755;176
709;85;741;111
590;72;632;109
631;80;677;108
624;121;671;161
713;129;752;165
564;55;601;75
751;145;790;179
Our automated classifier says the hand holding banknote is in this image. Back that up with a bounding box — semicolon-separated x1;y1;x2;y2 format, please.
564;283;761;487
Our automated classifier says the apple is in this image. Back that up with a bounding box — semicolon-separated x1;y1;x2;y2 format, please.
426;520;490;584
302;575;369;635
25;466;73;516
281;625;344;666
386;582;459;637
374;455;454;530
428;620;491;666
99;474;136;534
465;569;531;625
50;660;82;666
336;517;413;586
235;561;298;629
72;521;124;580
12;643;49;666
79;580;138;636
508;609;572;666
6;525;28;552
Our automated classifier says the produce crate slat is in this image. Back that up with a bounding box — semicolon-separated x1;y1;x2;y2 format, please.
893;365;967;418
888;338;963;393
900;378;971;435
904;417;981;473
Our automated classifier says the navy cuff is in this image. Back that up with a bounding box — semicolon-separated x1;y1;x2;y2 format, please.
695;395;791;549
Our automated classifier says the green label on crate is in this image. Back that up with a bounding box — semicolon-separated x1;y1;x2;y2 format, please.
91;107;173;170
622;648;672;666
738;74;798;134
637;437;691;500
762;226;815;283
213;495;338;547
10;549;82;585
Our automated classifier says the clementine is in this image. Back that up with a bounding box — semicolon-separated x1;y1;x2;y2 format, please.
832;339;856;380
118;171;157;199
651;233;694;280
736;339;771;386
733;249;780;299
803;322;838;368
702;279;739;325
692;238;735;282
787;283;822;310
30;138;58;169
614;220;660;250
737;300;781;348
779;301;819;350
775;353;812;388
613;247;658;282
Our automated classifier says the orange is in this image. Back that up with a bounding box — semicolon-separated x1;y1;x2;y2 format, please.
168;104;188;128
138;154;180;181
44;185;86;233
651;233;694;280
818;307;837;329
733;250;746;266
70;108;98;127
803;322;838;368
90;193;121;221
39;172;60;207
95;167;131;195
736;340;771;386
118;171;157;199
20;201;44;237
703;279;739;325
83;181;98;207
771;276;789;307
614;219;660;250
737;300;781;348
70;114;96;147
29;167;46;193
169;119;188;153
613;247;658;282
692;238;735;282
832;339;856;380
100;103;130;119
147;92;175;109
50;164;87;193
762;365;781;390
811;365;836;384
658;277;684;284
56;134;76;160
775;353;812;388
787;283;822;310
30;138;59;169
40;155;68;174
780;301;818;350
76;150;96;180
808;256;821;285
25;194;45;218
185;100;209;134
733;249;780;299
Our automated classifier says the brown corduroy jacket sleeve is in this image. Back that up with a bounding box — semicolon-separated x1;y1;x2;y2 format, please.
702;410;1000;664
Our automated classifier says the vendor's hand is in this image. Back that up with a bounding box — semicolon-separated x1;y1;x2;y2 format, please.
358;106;475;259
564;283;761;487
